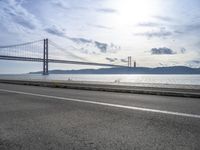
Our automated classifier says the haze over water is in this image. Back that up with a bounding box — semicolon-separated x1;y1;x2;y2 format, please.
1;74;200;86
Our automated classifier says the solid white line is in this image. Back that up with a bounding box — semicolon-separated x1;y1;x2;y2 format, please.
0;88;200;119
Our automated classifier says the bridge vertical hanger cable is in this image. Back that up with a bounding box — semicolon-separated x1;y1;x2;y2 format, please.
0;38;127;75
0;39;43;58
48;40;88;62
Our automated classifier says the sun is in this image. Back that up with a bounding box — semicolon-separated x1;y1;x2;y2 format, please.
112;0;159;28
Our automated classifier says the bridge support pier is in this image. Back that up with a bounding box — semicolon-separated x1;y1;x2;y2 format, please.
43;39;48;75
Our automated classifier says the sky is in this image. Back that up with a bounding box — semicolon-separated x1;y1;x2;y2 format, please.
0;0;200;73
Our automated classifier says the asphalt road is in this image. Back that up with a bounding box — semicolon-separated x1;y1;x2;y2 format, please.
0;83;200;150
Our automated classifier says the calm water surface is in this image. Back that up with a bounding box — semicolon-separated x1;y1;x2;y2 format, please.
1;74;200;85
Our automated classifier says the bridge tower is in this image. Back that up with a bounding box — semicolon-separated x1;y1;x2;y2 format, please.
128;56;132;67
43;39;48;75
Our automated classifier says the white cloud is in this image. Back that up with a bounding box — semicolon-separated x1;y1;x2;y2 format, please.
0;0;41;32
1;0;200;71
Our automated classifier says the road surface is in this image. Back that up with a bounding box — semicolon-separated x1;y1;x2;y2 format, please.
0;83;200;150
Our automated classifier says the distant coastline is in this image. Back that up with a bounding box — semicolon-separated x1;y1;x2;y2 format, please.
30;66;200;74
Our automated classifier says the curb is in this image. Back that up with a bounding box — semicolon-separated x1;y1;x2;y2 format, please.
0;79;200;98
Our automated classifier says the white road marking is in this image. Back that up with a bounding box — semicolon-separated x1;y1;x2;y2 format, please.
0;88;200;119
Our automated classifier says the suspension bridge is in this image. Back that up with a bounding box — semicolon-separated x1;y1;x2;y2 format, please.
0;38;126;75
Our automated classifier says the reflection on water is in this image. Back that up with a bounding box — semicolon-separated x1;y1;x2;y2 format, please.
0;74;200;85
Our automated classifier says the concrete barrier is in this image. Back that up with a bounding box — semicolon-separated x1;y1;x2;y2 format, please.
0;79;200;98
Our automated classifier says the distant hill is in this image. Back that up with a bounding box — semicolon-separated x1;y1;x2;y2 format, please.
30;66;200;74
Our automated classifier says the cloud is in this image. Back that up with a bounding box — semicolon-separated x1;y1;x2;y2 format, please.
120;58;128;63
68;37;120;54
187;60;200;67
134;27;172;39
154;16;174;22
68;37;92;44
184;23;200;32
51;0;70;9
172;22;200;35
191;60;200;64
137;22;160;27
89;24;113;30
150;47;176;55
94;41;107;53
96;8;117;13
0;0;40;31
138;17;200;37
11;13;36;29
195;41;200;48
94;41;120;53
44;26;66;37
51;0;87;10
44;27;110;50
106;57;118;62
170;23;200;36
159;63;168;67
180;47;187;54
106;57;129;63
174;30;184;34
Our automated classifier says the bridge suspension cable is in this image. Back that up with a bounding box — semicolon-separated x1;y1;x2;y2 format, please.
0;39;43;49
0;38;126;75
0;39;44;59
48;40;88;61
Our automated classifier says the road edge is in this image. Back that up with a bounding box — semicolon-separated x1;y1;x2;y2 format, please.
0;79;200;98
